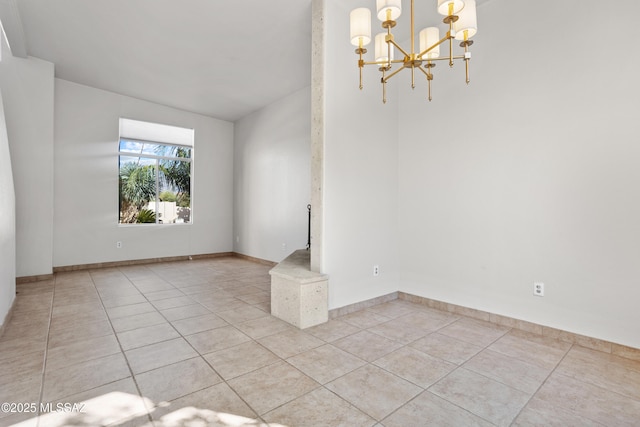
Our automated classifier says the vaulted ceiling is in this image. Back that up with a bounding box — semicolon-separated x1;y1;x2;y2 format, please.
3;0;491;122
8;0;313;122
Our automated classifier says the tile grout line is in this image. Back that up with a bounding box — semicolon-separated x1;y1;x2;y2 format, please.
531;344;640;420
18;264;638;426
315;385;376;425
110;264;206;422
88;268;156;426
330;311;460;369
120;264;272;425
409;317;512;426
34;273;56;426
319;303;565;424
255;326;367;421
281;310;458;423
457;316;571;425
452;325;520;426
198;295;470;423
190;328;276;424
221;266;356;420
506;342;576;426
380;388;494;426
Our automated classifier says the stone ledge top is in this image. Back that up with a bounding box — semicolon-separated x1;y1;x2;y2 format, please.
269;249;329;284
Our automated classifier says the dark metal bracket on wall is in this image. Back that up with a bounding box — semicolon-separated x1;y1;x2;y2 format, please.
307;204;311;250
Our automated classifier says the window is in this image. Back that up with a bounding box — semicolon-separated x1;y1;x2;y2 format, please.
118;119;193;224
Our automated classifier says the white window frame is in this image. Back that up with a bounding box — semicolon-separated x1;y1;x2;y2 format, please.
118;118;194;226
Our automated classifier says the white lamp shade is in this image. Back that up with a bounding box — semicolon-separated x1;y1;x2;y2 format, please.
376;0;402;21
454;0;477;39
375;33;394;63
437;0;465;16
419;27;440;59
350;8;372;46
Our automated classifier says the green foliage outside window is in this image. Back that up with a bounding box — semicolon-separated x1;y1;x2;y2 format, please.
118;139;192;224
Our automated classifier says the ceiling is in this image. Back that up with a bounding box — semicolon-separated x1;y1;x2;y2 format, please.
11;0;313;122
6;0;491;122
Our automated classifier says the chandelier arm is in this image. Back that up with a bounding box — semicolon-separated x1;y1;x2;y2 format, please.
423;55;465;62
416;66;431;78
387;39;410;59
417;34;452;60
364;59;403;66
366;56;466;68
382;65;405;83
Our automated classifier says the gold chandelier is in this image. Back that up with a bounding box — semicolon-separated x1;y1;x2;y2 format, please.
350;0;478;103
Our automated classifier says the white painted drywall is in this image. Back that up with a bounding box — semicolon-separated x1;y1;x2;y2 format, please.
398;0;640;348
323;0;400;309
0;54;54;277
233;87;311;262
0;88;16;326
53;79;234;267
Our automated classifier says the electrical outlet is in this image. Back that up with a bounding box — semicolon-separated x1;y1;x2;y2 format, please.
373;265;380;276
116;241;122;249
533;282;544;297
282;243;287;252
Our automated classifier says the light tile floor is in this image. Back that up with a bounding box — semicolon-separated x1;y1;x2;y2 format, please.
1;257;639;426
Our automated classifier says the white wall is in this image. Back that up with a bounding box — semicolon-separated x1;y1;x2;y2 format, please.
234;87;311;262
0;53;54;277
54;79;234;267
323;0;399;309
0;89;16;326
398;0;640;348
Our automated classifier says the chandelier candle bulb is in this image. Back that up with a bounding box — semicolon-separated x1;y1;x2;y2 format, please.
437;0;465;16
350;8;372;46
376;0;402;21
